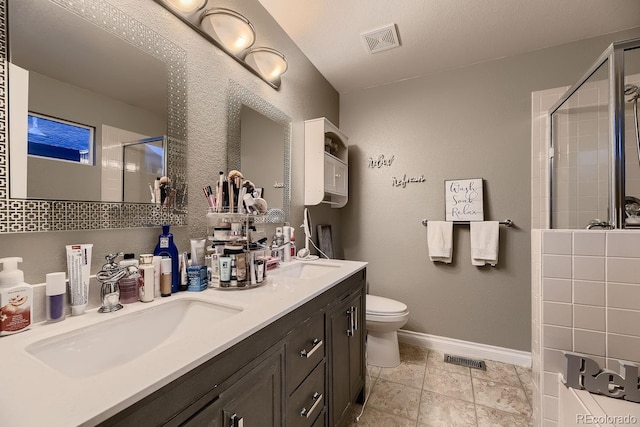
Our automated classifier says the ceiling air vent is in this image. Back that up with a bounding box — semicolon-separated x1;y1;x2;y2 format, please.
361;24;400;54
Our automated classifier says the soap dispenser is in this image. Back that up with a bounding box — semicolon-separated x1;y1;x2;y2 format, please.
0;257;33;336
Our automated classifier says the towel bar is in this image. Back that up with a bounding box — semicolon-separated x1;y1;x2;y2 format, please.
421;219;513;227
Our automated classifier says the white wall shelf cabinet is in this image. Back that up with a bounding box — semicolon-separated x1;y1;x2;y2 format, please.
304;117;349;208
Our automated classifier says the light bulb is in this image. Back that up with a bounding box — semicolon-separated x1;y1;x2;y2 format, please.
167;0;205;13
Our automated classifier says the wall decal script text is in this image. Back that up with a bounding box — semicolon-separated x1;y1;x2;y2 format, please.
368;154;395;168
392;174;425;188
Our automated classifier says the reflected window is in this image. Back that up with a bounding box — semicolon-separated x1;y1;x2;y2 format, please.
27;112;94;165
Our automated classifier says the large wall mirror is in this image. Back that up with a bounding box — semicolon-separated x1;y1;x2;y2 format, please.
227;81;291;223
0;0;187;232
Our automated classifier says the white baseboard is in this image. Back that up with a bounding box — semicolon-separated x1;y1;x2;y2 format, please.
397;329;532;368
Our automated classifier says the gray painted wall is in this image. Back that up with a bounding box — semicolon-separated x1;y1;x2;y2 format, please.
0;0;339;284
340;27;640;352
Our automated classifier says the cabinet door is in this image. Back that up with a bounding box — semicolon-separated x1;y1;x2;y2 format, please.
184;349;283;427
328;289;364;426
323;155;347;196
333;161;347;196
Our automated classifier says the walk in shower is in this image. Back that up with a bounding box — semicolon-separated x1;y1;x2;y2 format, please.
549;37;640;229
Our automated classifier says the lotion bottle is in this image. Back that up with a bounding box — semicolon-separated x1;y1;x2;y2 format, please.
160;257;172;297
154;225;179;293
138;254;155;303
0;257;32;336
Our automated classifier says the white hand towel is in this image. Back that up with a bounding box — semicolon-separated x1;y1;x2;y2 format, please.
470;221;499;266
427;221;453;263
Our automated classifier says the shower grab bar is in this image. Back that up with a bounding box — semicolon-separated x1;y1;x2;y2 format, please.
421;219;513;227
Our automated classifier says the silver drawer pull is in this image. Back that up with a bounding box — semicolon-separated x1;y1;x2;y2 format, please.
300;338;323;358
353;306;358;331
300;392;323;418
230;413;244;427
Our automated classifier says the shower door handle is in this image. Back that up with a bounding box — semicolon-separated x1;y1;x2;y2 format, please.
585;220;612;230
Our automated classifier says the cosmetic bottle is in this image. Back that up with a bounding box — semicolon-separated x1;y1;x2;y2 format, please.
160;257;172;297
209;253;220;287
219;255;231;287
138;254;154;303
0;257;32;336
282;225;292;262
290;229;296;258
154;224;180;293
229;255;238;286
45;272;66;323
119;275;138;304
179;252;188;292
152;256;162;298
118;253;139;304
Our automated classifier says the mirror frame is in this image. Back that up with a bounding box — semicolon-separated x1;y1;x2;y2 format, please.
227;80;291;223
0;0;187;233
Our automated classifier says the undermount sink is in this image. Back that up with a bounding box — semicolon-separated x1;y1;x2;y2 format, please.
271;261;343;279
26;298;242;378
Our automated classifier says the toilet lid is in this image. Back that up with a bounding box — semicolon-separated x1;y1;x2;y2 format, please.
366;294;408;315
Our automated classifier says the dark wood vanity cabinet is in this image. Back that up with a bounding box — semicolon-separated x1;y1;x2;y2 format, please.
100;268;365;427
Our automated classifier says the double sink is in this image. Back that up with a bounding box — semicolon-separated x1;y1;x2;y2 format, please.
25;260;343;378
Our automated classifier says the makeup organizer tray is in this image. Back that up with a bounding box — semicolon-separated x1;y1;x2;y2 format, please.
205;210;270;290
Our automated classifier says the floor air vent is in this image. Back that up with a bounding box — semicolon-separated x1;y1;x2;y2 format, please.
444;354;486;370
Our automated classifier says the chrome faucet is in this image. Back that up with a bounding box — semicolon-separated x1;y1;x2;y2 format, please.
96;253;135;313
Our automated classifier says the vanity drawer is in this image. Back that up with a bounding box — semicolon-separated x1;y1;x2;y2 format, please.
286;313;325;394
287;361;325;427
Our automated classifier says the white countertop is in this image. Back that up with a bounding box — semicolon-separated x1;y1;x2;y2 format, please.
0;259;367;427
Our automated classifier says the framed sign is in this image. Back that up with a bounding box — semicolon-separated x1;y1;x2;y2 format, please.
445;178;484;221
317;224;334;259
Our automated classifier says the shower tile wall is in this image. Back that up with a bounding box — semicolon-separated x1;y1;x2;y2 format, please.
532;229;640;426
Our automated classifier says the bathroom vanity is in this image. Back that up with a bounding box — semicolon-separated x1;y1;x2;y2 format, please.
0;260;366;427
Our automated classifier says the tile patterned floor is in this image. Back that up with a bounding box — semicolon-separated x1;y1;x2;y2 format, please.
340;343;533;427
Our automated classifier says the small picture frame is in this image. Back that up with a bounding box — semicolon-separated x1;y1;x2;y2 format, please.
254;187;263;198
444;178;484;222
316;224;334;259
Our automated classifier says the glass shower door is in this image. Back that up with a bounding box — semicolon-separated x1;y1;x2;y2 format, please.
624;46;640;226
550;61;610;229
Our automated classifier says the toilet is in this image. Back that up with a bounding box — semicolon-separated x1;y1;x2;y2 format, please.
365;294;409;368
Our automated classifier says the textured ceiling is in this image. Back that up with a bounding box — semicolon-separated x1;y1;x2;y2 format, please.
259;0;640;93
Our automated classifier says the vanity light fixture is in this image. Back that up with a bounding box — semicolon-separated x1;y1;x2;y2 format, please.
243;47;288;86
155;0;288;89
